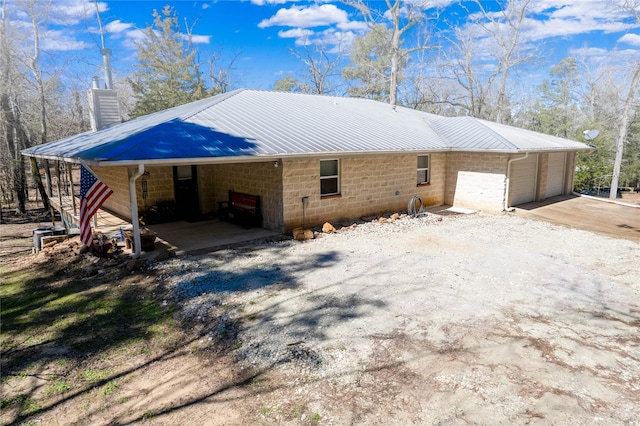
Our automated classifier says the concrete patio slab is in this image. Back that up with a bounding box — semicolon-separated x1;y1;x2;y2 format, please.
148;219;282;255
514;194;640;242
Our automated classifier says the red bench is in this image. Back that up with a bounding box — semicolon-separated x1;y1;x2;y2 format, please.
218;190;263;228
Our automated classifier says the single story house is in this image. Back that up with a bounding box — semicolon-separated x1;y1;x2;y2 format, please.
22;89;592;234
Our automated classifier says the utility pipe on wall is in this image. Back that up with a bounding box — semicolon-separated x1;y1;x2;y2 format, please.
504;152;529;212
129;164;145;258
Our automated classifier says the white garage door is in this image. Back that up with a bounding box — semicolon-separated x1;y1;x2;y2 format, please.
545;152;567;198
510;154;538;206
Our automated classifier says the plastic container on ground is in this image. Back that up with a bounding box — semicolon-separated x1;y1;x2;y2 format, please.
32;226;67;250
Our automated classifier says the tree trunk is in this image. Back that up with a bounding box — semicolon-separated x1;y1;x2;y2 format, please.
15;132;26;213
389;17;400;106
24;0;50;210
610;64;640;199
29;157;49;210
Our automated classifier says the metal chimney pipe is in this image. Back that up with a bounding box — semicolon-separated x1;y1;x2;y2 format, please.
92;76;100;89
101;48;113;90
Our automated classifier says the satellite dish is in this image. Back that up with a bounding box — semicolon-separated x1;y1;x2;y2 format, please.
583;129;600;141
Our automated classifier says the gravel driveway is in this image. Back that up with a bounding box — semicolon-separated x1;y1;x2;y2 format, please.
151;211;640;425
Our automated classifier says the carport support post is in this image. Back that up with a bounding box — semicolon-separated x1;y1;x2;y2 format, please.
129;164;145;258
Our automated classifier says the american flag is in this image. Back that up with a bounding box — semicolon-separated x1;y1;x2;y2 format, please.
79;165;113;247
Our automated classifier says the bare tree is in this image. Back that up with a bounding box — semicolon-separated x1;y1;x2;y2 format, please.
16;0;51;210
435;0;535;121
471;0;535;123
609;0;640;196
620;0;640;19
0;0;28;211
402;51;459;115
343;0;437;105
208;48;241;95
438;24;496;119
290;37;346;95
610;65;640;197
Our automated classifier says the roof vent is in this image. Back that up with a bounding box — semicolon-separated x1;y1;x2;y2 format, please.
101;48;114;90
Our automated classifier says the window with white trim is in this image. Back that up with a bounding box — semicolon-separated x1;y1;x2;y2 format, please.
417;155;430;185
320;159;340;196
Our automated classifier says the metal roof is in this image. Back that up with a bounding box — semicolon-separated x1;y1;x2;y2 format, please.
22;89;592;166
477;119;591;151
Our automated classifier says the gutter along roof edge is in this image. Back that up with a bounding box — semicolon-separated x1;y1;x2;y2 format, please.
23;145;594;167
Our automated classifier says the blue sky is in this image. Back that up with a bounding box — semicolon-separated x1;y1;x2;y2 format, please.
8;0;640;91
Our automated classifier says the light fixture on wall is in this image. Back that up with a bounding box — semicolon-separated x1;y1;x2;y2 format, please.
273;160;281;168
140;171;149;201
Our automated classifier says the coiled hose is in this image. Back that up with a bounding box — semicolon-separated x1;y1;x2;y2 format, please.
408;195;425;217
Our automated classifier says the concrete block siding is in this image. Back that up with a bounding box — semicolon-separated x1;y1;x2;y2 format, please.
444;152;576;212
92;166;131;220
138;166;175;212
95;162;283;228
445;153;510;212
93;165;175;222
282;153;446;232
90;150;576;232
200;162;283;230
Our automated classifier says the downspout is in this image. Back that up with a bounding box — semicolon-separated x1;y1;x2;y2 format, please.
504;153;529;212
129;164;145;258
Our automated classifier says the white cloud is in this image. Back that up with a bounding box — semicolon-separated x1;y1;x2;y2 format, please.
316;28;357;52
337;20;368;31
118;28;147;50
119;27;210;50
126;28;148;43
465;0;638;48
568;46;609;58
105;20;133;34
569;45;638;70
523;16;631;43
189;34;212;44
252;0;291;5
619;33;640;46
258;4;348;29
41;30;91;51
178;32;211;44
278;28;314;39
49;0;108;25
9;0;108;52
257;2;368;49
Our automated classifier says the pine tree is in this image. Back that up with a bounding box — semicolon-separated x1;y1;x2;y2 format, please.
129;5;205;118
342;25;397;102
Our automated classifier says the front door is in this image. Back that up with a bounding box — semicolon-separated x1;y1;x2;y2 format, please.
173;165;200;221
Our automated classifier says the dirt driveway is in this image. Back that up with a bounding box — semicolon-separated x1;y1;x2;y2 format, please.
136;212;639;425
515;194;640;242
5;211;639;425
